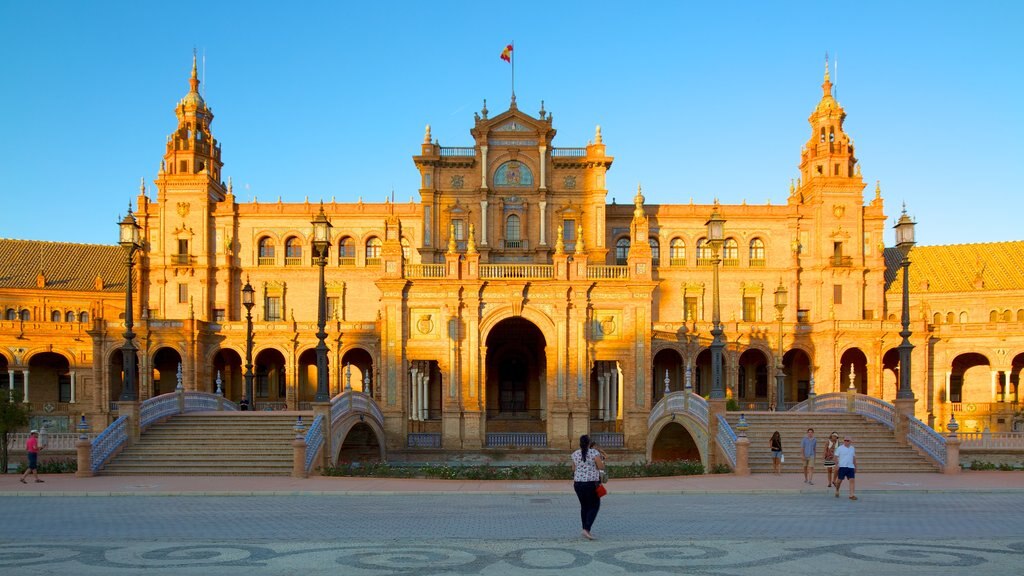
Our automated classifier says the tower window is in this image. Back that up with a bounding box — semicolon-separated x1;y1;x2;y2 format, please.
742;297;757;322
684;296;699;322
180;160;188;173
829;128;835;142
833;284;843;305
562;220;576;241
265;296;281;321
820;128;825;142
178;283;188;304
451;219;465;241
615;237;630;265
834;164;840;175
505;214;521;241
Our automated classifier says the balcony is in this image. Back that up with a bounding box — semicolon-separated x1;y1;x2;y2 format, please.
439;146;475;157
365;257;382;267
723;258;739;267
697;257;715;267
830;255;853;267
257;256;275;266
171;254;192;266
338;257;356;266
480;264;553;279
749;258;766;267
501;239;528;250
587;265;628;280
669;258;687;267
406;264;446;278
550;147;587;157
284;257;303;266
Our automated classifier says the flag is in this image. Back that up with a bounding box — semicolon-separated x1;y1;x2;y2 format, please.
500;44;513;63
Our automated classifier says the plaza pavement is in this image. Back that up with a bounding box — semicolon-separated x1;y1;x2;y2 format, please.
1;469;1022;496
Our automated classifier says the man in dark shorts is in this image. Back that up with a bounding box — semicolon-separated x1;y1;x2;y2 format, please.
833;436;857;500
19;429;45;484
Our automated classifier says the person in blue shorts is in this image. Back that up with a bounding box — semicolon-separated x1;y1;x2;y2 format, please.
833;436;857;500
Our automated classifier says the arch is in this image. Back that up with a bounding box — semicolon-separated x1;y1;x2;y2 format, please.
284;236;303;263
669;237;686;265
737;348;770;404
505;214;521;241
485;317;546;415
949;352;991;404
5;308;15;320
1010;353;1024;406
400;237;411;261
782;348;813;402
211;348;244;401
839;348;869;394
990;310;998;322
79;311;89;323
652;348;684;403
479;304;558;339
19;309;30;321
749;238;766;265
646;413;707;467
1018;310;1024;322
722;238;739;264
696;237;711;261
882;348;900;400
341;347;375;396
1003;309;1013;322
257;236;276;260
254;348;287;406
297;349;319;405
27;352;71;405
65;310;76;322
932;312;942;325
365;236;382;261
332;414;386;464
51;310;62;322
493;159;534;187
959;311;968;323
151;347;183;396
338;236;356;265
614;237;630;265
946;311;955;324
649;237;661;267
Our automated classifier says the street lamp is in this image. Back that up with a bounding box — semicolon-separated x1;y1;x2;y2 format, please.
241;277;255;407
705;208;726;400
312;205;333;402
894;204;916;400
117;207;142;401
774;281;788;409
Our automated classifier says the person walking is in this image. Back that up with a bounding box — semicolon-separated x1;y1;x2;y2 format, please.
571;434;606;540
801;428;817;485
823;432;840;487
834;436;857;500
770;430;783;475
19;430;45;484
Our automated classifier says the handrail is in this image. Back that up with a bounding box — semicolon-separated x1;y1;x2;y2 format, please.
330;390;384;428
551;147;586;157
304;415;325;473
791;392;845;412
907;418;946;468
716;414;737;468
853;395;896;429
405;263;446;278
648;391;709;429
7;432;91;451
439;146;476;157
139;393;180;431
959;431;1024;449
90;416;128;472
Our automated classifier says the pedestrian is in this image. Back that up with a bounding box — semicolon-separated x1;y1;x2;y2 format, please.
824;431;839;487
19;430;44;484
570;434;606;540
801;428;817;485
834;436;857;500
239;396;251;411
770;430;783;475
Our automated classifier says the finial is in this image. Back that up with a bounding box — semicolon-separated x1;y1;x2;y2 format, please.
447;224;457;254
822;52;833;97
424;124;431;144
595;125;603;144
555;225;565;255
539;100;546;118
789;179;795;195
227;176;233;195
139;177;146;196
467;224;477;254
510;93;517;109
901;200;907;215
575;224;585;254
190;50;199;92
481;99;488;119
824;51;830;82
875;180;881;199
634;183;645;206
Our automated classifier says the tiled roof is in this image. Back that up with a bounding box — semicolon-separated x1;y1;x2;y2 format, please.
885;241;1024;294
0;239;127;293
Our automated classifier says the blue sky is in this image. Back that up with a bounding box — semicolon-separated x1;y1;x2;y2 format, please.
1;1;1021;246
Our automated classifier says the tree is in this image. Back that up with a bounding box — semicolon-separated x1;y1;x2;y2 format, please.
0;389;31;474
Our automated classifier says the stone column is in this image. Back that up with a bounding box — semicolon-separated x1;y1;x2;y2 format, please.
480;200;489;246
893;398;917;447
945;371;951;403
70;370;77;404
539;201;547;246
292;433;308;479
991;371;998;402
538;145;547;189
23;370;29;403
75;436;93;478
7;369;12;391
944;434;961;475
118;400;141;443
480;145;488;184
734;436;750;476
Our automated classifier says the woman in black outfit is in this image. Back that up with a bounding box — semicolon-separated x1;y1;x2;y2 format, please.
770;430;783;475
571;434;606;540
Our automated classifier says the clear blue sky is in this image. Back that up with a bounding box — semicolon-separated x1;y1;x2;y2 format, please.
1;1;1021;246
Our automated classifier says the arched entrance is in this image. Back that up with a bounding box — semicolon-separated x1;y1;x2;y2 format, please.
212;349;243;401
694;349;712;397
737;349;769;406
651;422;700;462
485;317;546;433
336;422;382;463
839;348;868;394
27;352;70;406
782;349;812;402
254;349;287;409
949;353;990;404
652;349;684;404
341;348;374;396
590;360;622;433
107;348;139;406
151;347;182;396
297;349;318;407
1011;353;1024;405
881;348;900;400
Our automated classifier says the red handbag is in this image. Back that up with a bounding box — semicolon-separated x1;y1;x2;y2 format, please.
596;484;607;498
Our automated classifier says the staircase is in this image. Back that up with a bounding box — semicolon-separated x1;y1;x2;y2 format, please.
723;412;939;473
103;413;310;476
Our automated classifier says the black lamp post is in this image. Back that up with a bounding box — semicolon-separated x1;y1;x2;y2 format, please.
706;209;726;400
895;205;916;400
242;277;255;406
774;281;788;408
117;208;142;401
312;205;333;402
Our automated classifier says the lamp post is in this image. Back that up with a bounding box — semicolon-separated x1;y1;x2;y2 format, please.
705;209;726;400
241;277;255;406
312;205;333;402
773;281;788;409
895;205;916;400
117;208;142;401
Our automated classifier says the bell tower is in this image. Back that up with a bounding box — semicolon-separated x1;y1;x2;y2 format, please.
157;53;225;192
796;58;862;199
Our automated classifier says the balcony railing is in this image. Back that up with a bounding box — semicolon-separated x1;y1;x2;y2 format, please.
485;432;547;448
830;256;853;267
749;258;766;267
439;147;475;157
480;264;553;279
723;258;739;267
502;239;528;250
257;256;275;266
669;258;687;267
407;433;442;448
587;265;628;280
365;257;382;267
284;257;303;266
696;257;715;266
338;257;356;266
172;254;192;266
406;264;446;278
551;147;587;157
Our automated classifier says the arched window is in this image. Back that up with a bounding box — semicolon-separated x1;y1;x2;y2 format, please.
505;214;521;242
723;238;739;266
990;310;998;322
696;238;711;263
258;237;276;265
365;237;382;263
649;238;660;267
5;309;15;320
338;237;355;265
1003;310;1013;322
932;312;941;325
615;238;630;266
749;238;765;266
959;311;968;324
19;310;30;321
946;312;955;324
284;237;302;265
820;127;826;142
669;238;686;266
51;310;62;322
1018;309;1024;322
66;311;76;322
79;311;90;323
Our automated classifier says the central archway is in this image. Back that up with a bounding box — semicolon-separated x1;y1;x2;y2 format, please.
485;317;547;433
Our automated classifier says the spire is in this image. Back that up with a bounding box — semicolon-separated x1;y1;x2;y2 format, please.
190;50;200;94
822;53;832;97
595;125;603;144
423;124;431;144
139;177;146;196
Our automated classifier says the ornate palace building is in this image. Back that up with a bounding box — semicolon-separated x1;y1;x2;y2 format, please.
1;58;1021;460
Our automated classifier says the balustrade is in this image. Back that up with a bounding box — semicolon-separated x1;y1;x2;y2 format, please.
587;265;628;280
479;264;553;279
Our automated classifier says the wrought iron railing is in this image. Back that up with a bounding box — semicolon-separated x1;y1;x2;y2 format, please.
853;395;896;429
90;415;127;472
502;239;528;249
790;393;846;413
185;391;235;412
304;415;324;473
590;432;624;448
587;265;628;280
716;414;737;468
485;432;547;448
407;433;442;448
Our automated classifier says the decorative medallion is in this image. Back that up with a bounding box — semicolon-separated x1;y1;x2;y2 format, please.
417;314;434;335
450;175;464;189
600;315;616;336
563;175;576;189
833;204;845;219
494;160;533;187
176;202;190;218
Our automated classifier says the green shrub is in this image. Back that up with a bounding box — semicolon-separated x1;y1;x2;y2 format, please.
16;457;77;474
711;463;733;474
322;459;704;479
969;460;997;470
726;398;741;411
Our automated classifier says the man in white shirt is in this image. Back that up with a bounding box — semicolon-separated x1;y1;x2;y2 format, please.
834;436;857;500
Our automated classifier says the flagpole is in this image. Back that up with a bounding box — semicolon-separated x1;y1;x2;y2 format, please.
511;41;515;100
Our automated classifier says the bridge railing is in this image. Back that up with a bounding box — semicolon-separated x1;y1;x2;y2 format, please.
648;391;708;429
90;416;128;472
304;415;325;474
908;417;946;468
330;390;384;428
716;414;737;469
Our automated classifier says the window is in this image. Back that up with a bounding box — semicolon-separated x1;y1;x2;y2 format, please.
1018;310;1024;322
797;309;810;323
258;237;276;263
19;309;30;321
326;296;339;320
338;237;355;265
265;296;282;321
649;238;660;267
742;297;757;322
722;238;738;265
366;237;382;262
79;312;89;323
946;312;955;324
452;219;466;241
178;283;188;304
401;238;411;260
615;238;630;265
863;309;874;320
285;237;302;265
1003;310;1013;322
990;310;998;322
833;284;843;305
684;296;699;322
505;215;521;241
66;311;76;322
178;239;189;255
670;238;686;266
933;312;942;325
179;160;187;173
959;311;968;323
562;219;576;241
696;238;712;262
749;238;765;266
58;374;71;403
51;310;62;322
213;308;226;322
5;309;15;320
